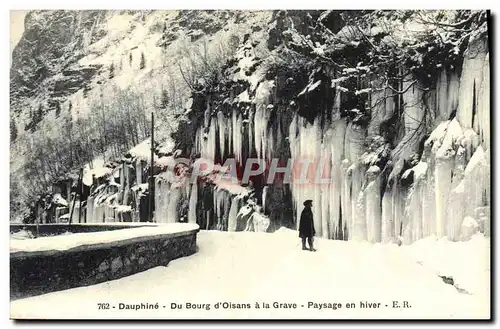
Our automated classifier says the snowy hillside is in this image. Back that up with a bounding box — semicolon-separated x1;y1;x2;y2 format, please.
10;10;272;221
10;229;490;319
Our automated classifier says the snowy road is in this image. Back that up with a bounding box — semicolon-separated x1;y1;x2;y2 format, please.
10;229;490;319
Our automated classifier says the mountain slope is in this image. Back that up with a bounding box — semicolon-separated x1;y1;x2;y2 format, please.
10;10;272;221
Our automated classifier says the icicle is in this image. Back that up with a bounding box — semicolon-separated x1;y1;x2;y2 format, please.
232;109;238;159
166;185;180;223
436;69;449;121
154;179;168;223
262;185;269;215
208;119;217;161
462;146;489;217
406;183;420;244
231;109;243;163
289;115;323;237
446;180;465;241
154;180;161;222
217;111;226;159
435;68;460;123
477;53;490;149
349;163;365;239
254;80;273;159
135;161;142;185
288;114;298;230
352;190;366;242
432;118;462;238
87;196;95;223
213;187;227;230
341;159;352;239
254;104;265;159
434;158;453;238
326;119;346;239
267;125;274;162
381;189;393;243
419;139;436;238
365;166;381;243
457;36;488;130
120;165;125;187
188;180;198;224
228;113;233;157
248;107;254;157
228;196;240;232
443;146;466;241
319;143;330;239
236;114;243;163
391;172;406;242
344;122;366;163
213;187;219;225
222;191;231;230
403;79;425;134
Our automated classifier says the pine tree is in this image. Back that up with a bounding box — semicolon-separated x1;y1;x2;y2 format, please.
109;63;115;79
68;101;73;112
161;89;169;108
55;102;61;117
30;104;43;131
36;104;43;121
129;52;133;67
10;118;18;142
140;52;146;70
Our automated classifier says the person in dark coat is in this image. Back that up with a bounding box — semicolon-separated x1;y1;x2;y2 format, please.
299;200;316;251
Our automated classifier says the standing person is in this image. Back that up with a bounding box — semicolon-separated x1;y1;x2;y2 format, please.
299;200;316;252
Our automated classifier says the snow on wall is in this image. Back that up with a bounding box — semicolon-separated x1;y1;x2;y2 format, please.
10;223;199;254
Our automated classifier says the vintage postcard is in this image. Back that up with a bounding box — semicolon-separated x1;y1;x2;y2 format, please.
9;9;491;320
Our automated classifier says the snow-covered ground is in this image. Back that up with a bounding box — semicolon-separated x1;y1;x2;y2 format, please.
10;229;490;319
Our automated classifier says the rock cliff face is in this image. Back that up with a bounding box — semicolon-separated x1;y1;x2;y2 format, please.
11;10;490;244
11;11;105;104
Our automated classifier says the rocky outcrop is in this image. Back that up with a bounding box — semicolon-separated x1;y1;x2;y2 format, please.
10;10;106;105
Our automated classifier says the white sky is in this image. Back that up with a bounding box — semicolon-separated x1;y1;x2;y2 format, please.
10;10;28;63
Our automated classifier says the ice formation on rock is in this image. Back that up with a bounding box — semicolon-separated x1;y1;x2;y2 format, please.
73;17;490;245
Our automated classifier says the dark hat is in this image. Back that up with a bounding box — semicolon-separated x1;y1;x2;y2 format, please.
303;199;313;206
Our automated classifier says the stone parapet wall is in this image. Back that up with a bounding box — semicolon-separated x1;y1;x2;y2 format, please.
10;224;199;300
